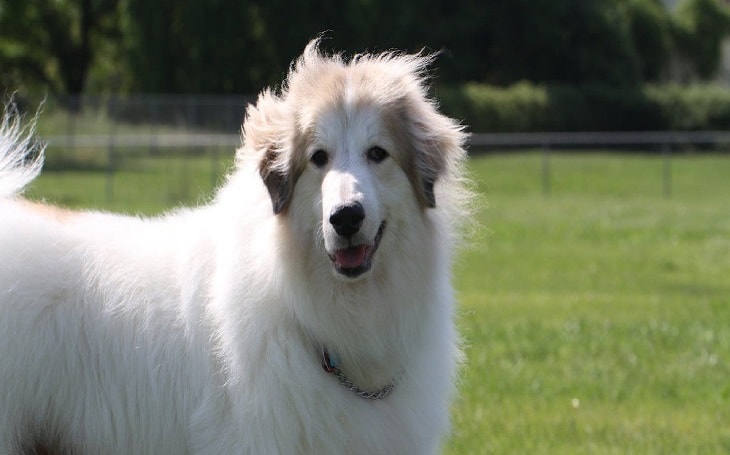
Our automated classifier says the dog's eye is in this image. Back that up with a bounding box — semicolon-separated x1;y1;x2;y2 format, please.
310;149;329;168
367;146;389;163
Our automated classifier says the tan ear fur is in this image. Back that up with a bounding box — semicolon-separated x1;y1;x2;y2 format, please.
241;90;297;215
384;77;468;210
409;107;468;209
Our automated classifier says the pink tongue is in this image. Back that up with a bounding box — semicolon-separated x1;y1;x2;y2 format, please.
335;245;369;268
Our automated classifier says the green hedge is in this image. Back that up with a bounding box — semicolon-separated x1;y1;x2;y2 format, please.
437;82;730;132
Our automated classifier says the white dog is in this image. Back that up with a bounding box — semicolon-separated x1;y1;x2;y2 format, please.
0;40;470;454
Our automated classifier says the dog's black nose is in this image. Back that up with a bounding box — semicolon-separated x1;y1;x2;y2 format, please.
329;203;365;237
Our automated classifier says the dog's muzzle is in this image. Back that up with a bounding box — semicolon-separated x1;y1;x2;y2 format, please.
327;203;385;278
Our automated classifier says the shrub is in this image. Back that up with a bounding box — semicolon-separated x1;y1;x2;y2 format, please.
437;82;730;132
646;84;730;130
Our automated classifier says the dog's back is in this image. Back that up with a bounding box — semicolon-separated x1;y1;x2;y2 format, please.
0;109;211;454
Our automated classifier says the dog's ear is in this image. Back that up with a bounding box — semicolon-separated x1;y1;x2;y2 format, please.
414;139;440;209
407;110;467;209
423;174;437;208
241;91;296;215
259;149;293;215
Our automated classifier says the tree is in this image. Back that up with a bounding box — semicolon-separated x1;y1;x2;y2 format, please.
3;0;729;96
620;0;673;81
0;0;121;104
673;0;730;79
122;0;275;94
476;0;643;87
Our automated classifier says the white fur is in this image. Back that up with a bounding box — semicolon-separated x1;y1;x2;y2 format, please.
0;41;470;454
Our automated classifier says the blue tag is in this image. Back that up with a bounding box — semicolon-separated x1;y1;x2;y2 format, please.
328;350;340;368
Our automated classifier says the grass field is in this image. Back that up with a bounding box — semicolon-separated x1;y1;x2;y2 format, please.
449;152;730;454
28;148;233;214
25;150;730;453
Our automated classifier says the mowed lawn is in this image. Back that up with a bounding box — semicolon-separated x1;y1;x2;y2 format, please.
26;150;730;453
449;152;730;454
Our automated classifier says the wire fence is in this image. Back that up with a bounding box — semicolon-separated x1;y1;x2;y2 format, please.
469;131;730;198
23;95;730;204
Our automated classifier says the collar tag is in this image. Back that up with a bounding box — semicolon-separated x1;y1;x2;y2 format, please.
321;348;340;373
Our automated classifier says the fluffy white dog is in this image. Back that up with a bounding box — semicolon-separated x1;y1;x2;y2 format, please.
0;40;470;454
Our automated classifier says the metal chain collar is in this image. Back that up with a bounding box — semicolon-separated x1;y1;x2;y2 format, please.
321;348;403;400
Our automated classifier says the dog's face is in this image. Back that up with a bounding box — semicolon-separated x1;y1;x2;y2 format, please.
243;41;466;280
296;100;408;279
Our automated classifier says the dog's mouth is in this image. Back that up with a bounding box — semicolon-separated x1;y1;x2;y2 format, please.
328;222;386;278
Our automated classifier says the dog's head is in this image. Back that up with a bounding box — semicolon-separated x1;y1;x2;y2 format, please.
240;39;467;280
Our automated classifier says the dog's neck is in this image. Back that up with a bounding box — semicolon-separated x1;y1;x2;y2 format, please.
271;209;446;393
320;347;403;399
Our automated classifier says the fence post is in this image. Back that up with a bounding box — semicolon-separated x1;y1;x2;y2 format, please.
67;94;76;156
663;143;671;199
106;97;117;205
542;142;551;198
211;146;220;191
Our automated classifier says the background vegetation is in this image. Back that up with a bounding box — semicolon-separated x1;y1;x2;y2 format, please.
2;0;730;130
438;82;730;132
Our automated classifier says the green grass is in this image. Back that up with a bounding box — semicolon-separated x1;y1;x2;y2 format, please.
27;148;234;214
25;150;730;453
448;152;730;454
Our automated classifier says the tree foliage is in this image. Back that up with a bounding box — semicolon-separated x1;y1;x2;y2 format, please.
673;0;730;79
1;0;728;95
477;0;643;86
620;0;673;81
0;0;120;97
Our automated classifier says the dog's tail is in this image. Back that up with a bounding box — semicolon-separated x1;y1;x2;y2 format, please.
0;103;45;197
